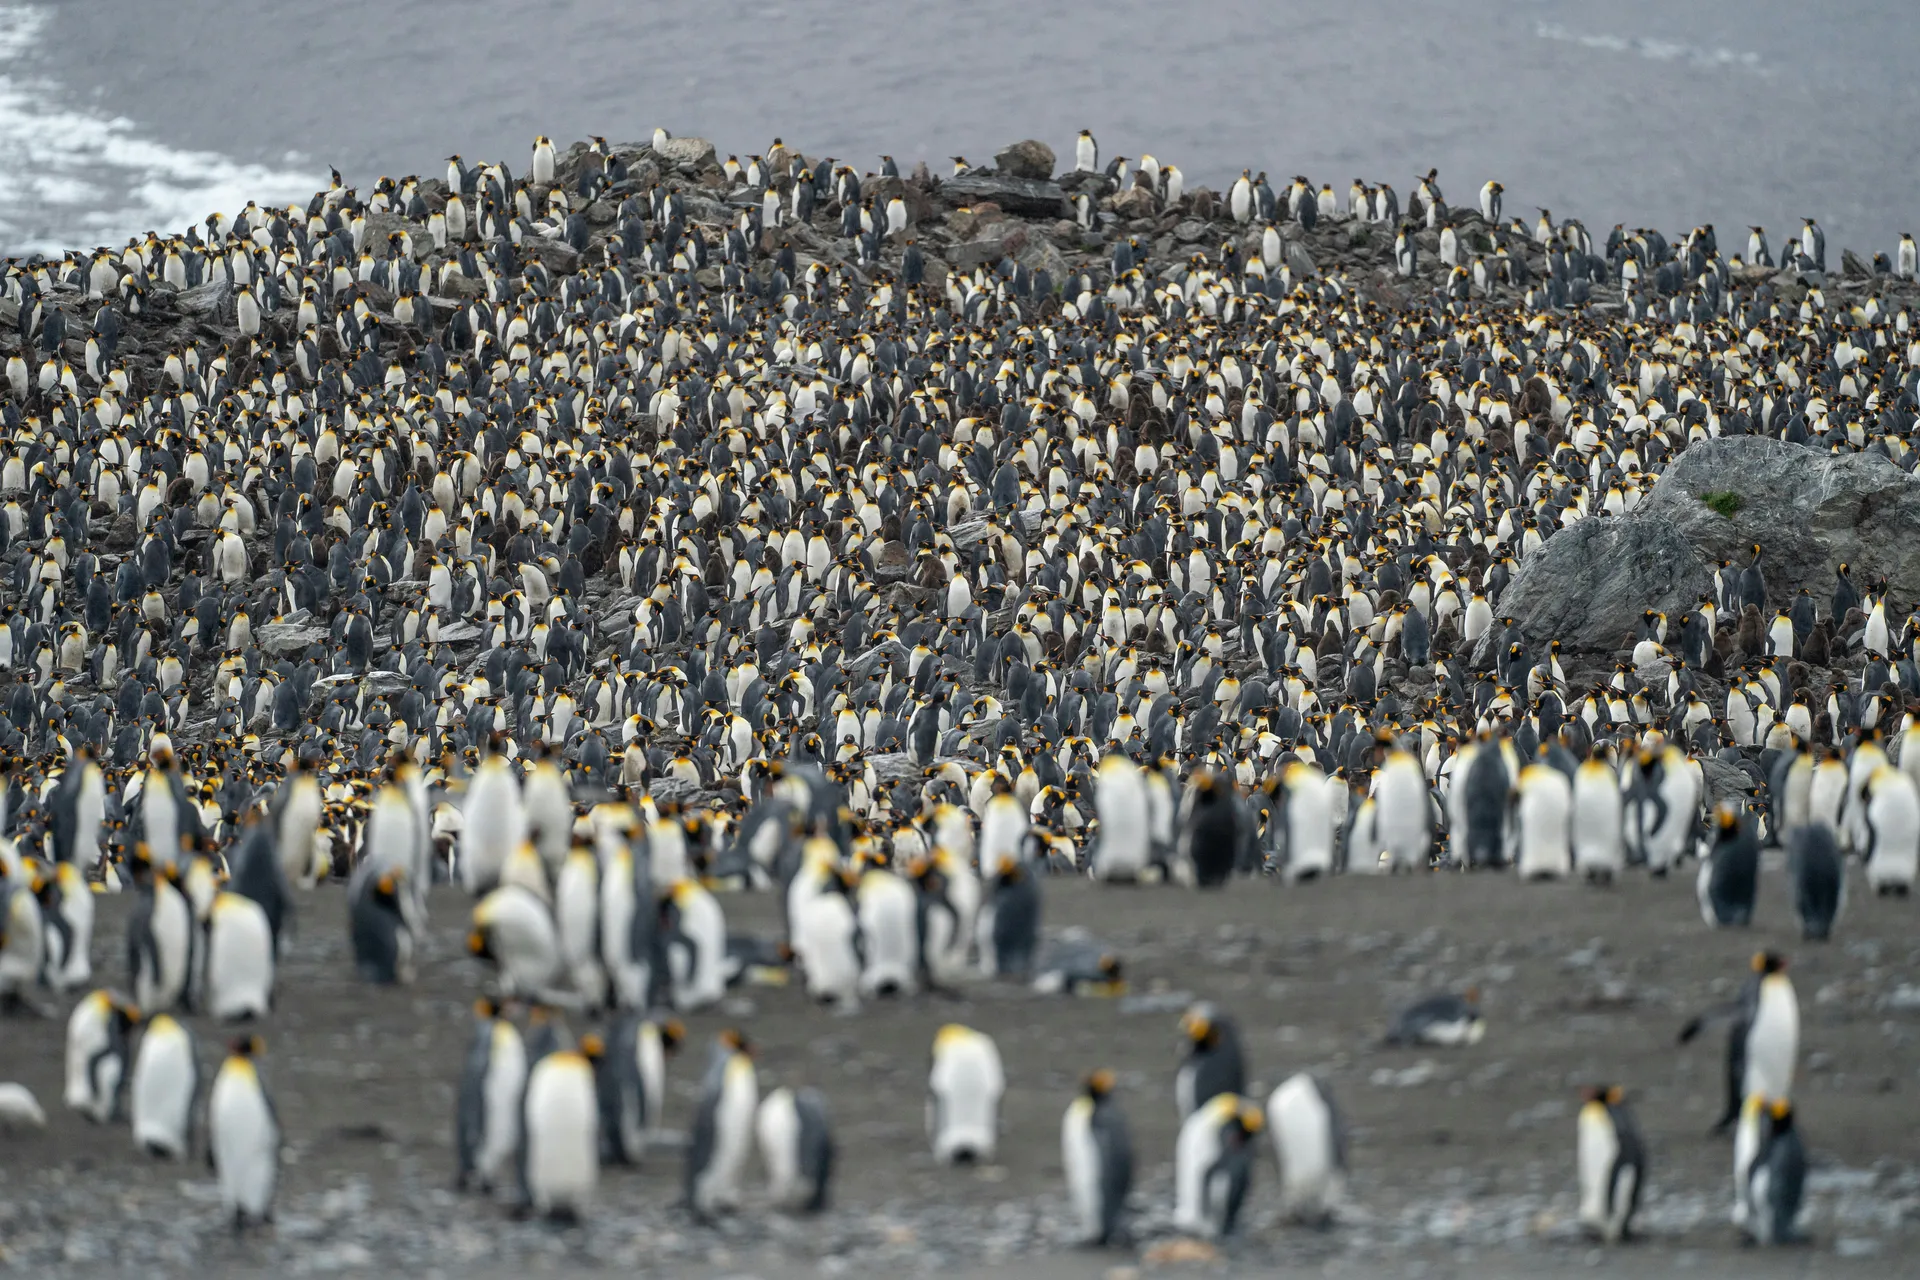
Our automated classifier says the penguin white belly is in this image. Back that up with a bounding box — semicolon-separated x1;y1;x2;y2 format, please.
857;873;918;997
696;1068;758;1211
130;1021;195;1156
1576;1105;1618;1232
1173;1101;1229;1232
208;1071;278;1220
206;895;275;1021
1867;783;1920;890
1092;770;1151;880
1731;1102;1761;1227
1373;770;1427;869
1060;1097;1101;1239
599;863;647;1009
144;886;194;1011
63;1002;118;1121
524;1055;598;1216
460;770;527;894
1269;1074;1340;1222
480;1027;528;1187
1746;1162;1775;1242
0;888;44;995
1745;985;1798;1101
1571;774;1623;877
1285;783;1334;880
792;886;861;1007
670;884;728;1010
1516;772;1572;879
928;1041;1004;1163
554;856;605;1006
49;885;94;991
756;1087;802;1206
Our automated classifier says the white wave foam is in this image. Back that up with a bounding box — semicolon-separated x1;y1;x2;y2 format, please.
1535;22;1769;74
0;5;326;257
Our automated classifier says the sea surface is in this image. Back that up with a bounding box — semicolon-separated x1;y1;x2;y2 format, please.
1;0;1914;264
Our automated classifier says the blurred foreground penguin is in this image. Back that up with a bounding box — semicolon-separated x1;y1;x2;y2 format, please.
686;1029;758;1220
1267;1072;1346;1226
64;989;138;1123
1061;1068;1133;1246
928;1023;1004;1164
1384;989;1485;1046
1175;1002;1245;1121
208;1035;280;1231
1173;1093;1261;1237
1575;1084;1645;1243
1786;823;1844;940
1680;950;1797;1133
756;1084;835;1212
130;1013;197;1157
519;1038;599;1221
456;997;526;1195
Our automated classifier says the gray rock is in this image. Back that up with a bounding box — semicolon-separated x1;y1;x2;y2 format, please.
1491;437;1920;655
940;174;1068;221
992;140;1055;181
653;136;718;171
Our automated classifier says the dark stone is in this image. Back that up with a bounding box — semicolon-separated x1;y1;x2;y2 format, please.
940;174;1069;221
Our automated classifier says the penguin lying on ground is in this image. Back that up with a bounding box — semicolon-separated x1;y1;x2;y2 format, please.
1384;989;1485;1046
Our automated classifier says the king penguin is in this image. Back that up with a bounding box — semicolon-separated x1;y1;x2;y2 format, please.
64;988;139;1122
208;1035;280;1230
1697;803;1760;927
128;852;196;1014
519;1039;600;1221
1741;1098;1808;1245
685;1029;758;1219
469;883;562;995
756;1084;835;1212
130;1012;197;1158
927;1023;1004;1164
1175;1002;1246;1121
1266;1072;1346;1226
349;865;415;984
1513;762;1572;879
1090;753;1151;882
1384;989;1485;1046
456;996;527;1195
1863;765;1919;894
1061;1068;1133;1246
977;853;1039;978
1173;1092;1262;1238
1786;822;1844;940
204;890;275;1020
1680;950;1798;1133
1571;749;1625;881
1575;1084;1645;1243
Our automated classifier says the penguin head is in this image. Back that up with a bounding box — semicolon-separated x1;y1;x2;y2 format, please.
229;1033;264;1059
719;1027;752;1057
579;1033;605;1061
1232;1102;1266;1139
659;1018;686;1052
1580;1083;1625;1106
1766;1098;1794;1130
1752;949;1787;976
1083;1068;1117;1099
1713;803;1741;835
1180;1003;1219;1048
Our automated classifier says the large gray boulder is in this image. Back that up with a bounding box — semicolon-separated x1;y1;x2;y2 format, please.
1493;436;1920;653
939;173;1069;220
992;139;1055;181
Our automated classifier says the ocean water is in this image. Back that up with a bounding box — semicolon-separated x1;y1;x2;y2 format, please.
3;0;1915;263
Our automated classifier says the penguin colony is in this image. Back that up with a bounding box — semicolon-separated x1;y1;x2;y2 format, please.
0;127;1915;1253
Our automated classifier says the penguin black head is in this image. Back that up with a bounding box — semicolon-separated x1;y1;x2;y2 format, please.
1753;949;1787;976
473;996;502;1020
1767;1098;1794;1130
1231;1102;1266;1140
1180;1003;1219;1047
1084;1068;1117;1099
1580;1083;1626;1106
659;1018;686;1052
719;1027;752;1056
230;1034;264;1058
579;1033;605;1060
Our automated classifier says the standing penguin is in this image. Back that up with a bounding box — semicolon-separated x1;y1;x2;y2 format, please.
1090;753;1152;881
208;1035;280;1230
1173;1093;1262;1238
64;989;139;1122
1862;765;1919;894
756;1084;835;1212
789;850;863;1008
977;854;1040;978
1373;742;1431;870
855;853;919;997
1697;803;1760;927
42;860;95;991
469;884;562;995
1575;1084;1645;1243
130;1012;197;1157
1513;763;1572;879
0;867;46;1005
1061;1068;1133;1246
519;1042;600;1221
348;865;414;984
554;846;604;1006
662;878;728;1010
1175;1002;1246;1121
1742;1098;1808;1245
460;750;527;894
1680;950;1798;1133
1571;750;1624;881
1266;1072;1346;1226
1273;761;1335;880
685;1029;758;1220
204;891;275;1020
128;854;195;1013
456;997;527;1195
1786;823;1845;940
927;1023;1004;1164
1181;770;1247;886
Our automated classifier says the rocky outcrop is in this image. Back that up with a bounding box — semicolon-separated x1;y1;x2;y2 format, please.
992;140;1054;181
938;173;1068;220
1493;436;1920;653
